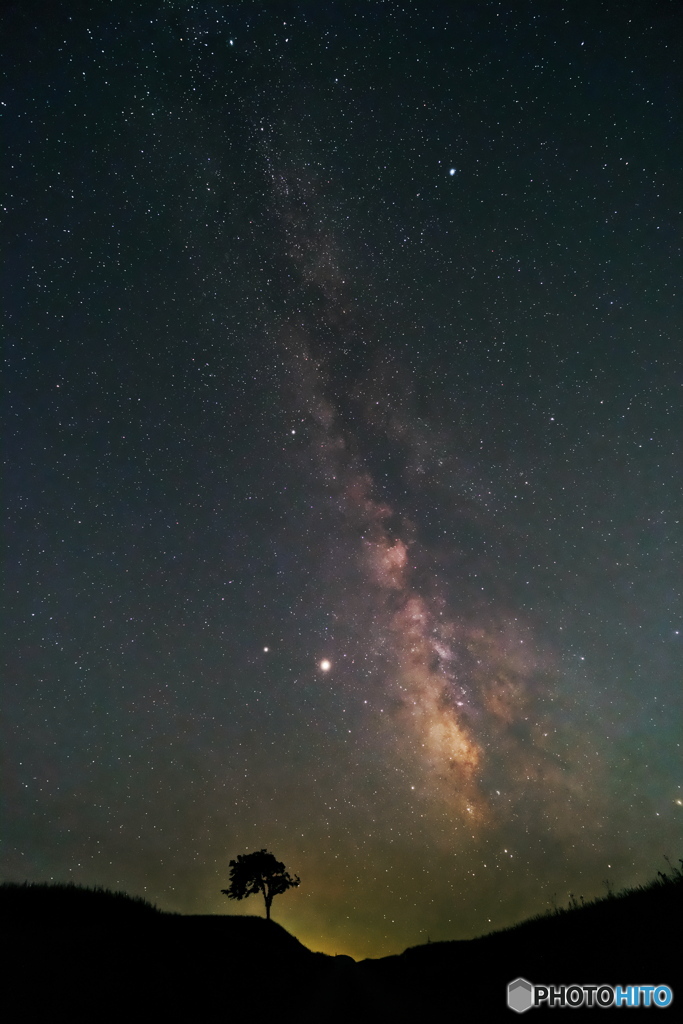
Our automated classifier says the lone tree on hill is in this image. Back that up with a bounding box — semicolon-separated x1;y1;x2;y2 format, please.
221;849;300;921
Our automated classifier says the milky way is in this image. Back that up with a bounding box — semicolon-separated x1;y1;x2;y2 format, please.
271;164;606;845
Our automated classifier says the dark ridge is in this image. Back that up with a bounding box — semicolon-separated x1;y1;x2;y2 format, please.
359;863;683;1018
2;864;681;1021
0;880;165;924
405;857;683;956
0;880;378;1021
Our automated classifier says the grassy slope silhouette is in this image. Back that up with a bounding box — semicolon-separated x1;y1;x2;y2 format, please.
360;861;682;1017
2;863;681;1020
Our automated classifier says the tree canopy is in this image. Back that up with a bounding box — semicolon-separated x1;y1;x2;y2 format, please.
221;849;300;920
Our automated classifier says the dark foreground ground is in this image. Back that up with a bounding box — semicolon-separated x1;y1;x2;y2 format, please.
1;868;681;1021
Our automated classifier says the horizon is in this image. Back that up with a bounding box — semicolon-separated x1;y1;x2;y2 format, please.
5;863;680;962
4;1;682;963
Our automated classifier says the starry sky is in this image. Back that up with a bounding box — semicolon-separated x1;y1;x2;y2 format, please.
4;1;682;959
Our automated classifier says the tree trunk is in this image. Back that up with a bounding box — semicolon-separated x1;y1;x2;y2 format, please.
265;896;271;920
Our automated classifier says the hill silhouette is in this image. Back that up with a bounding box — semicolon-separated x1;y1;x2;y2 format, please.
0;881;377;1021
358;862;682;1017
2;865;681;1021
0;880;164;924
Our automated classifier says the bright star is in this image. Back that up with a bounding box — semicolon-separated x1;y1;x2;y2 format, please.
319;659;331;672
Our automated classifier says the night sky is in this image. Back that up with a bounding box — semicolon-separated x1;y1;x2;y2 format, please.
4;1;682;959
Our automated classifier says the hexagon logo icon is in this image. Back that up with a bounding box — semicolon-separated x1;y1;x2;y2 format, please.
508;977;534;1013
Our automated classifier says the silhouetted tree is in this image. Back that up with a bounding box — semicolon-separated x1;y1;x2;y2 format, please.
221;849;300;920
